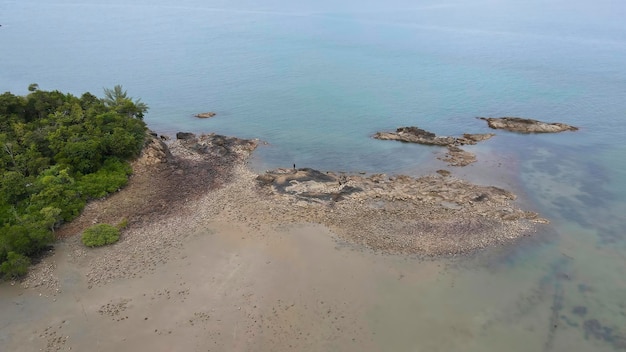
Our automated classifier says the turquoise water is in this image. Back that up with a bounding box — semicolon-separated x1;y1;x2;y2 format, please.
1;0;626;350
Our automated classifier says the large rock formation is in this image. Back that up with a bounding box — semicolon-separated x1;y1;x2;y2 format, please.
255;167;548;255
135;135;171;166
373;126;495;166
479;117;578;133
374;127;457;146
174;132;258;159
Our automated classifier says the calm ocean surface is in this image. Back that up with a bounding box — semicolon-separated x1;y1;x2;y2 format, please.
1;0;625;350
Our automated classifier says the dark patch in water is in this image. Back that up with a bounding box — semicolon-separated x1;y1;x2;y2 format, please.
596;222;626;245
543;257;571;351
530;159;561;176
551;196;593;228
574;194;605;209
560;314;579;328
473;225;558;271
582;319;626;350
572;306;588;317
577;284;593;294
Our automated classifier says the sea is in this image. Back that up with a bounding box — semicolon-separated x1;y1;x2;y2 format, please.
1;0;625;350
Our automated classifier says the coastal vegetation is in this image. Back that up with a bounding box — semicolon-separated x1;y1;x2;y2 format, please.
81;223;120;247
0;85;147;279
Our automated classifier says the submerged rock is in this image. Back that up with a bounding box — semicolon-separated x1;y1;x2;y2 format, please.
439;146;476;167
479;117;578;133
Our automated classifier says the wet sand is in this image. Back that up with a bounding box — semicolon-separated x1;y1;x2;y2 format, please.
1;220;452;352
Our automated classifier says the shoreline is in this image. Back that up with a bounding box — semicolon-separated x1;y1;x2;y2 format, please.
57;131;545;284
18;130;547;292
1;131;550;351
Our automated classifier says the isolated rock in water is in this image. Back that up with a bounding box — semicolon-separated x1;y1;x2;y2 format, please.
195;112;217;118
479;117;578;133
373;126;456;146
373;127;494;147
373;126;495;166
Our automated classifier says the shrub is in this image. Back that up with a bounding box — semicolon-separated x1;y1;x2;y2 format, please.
77;158;131;199
0;251;31;279
81;223;120;247
116;217;129;230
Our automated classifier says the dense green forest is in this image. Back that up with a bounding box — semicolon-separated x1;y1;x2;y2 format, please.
0;85;148;279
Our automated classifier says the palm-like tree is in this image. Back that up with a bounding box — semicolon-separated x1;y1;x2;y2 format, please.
103;85;148;119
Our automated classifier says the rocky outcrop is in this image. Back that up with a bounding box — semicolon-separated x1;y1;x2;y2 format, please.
176;132;195;140
373;126;495;167
257;167;541;215
173;132;258;160
256;167;547;255
373;126;495;146
257;168;362;202
374;127;457;146
441;146;476;167
195;112;216;118
460;133;496;143
479;117;578;133
136;135;171;166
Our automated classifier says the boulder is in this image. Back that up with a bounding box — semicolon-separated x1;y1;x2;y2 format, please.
136;136;171;166
176;132;196;140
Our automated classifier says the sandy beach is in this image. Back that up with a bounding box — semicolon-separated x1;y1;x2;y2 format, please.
0;133;548;351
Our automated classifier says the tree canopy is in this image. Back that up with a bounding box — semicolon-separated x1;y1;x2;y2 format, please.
0;85;148;279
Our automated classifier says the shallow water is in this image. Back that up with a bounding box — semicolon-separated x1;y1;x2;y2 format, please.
1;0;626;350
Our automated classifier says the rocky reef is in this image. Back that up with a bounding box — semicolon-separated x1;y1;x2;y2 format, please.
256;167;547;255
479;117;578;133
373;126;495;166
174;131;258;159
373;126;494;146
